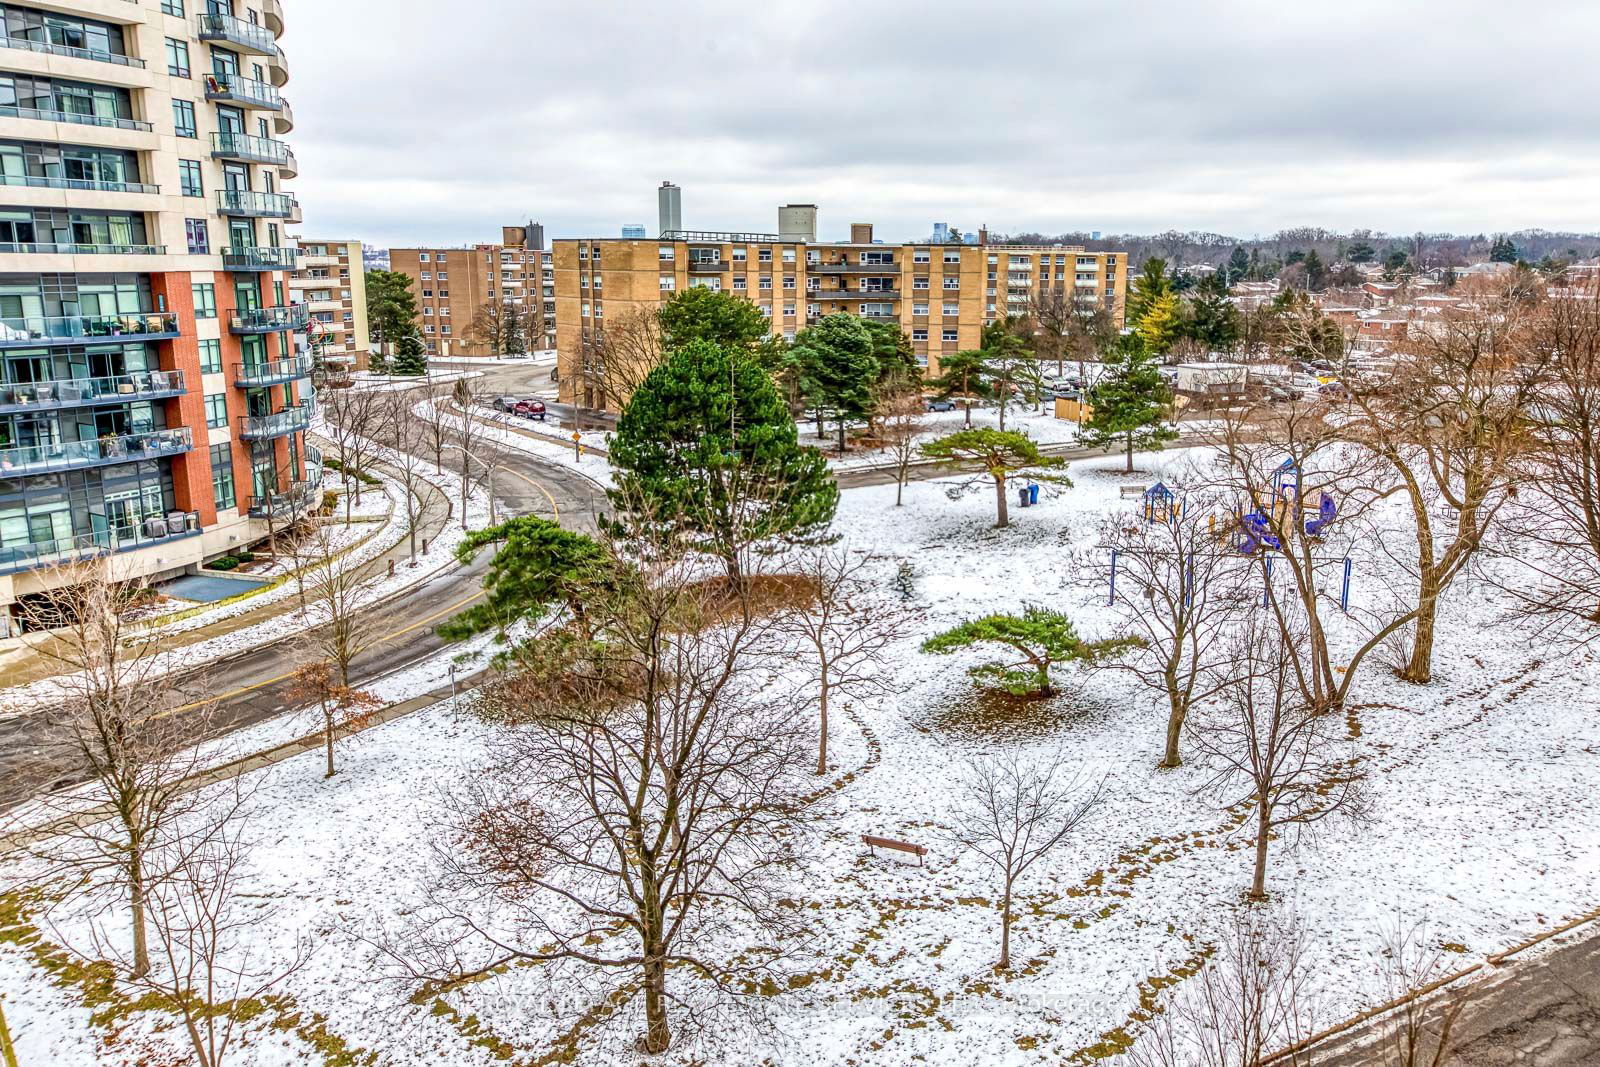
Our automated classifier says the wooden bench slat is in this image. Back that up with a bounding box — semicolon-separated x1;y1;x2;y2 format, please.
861;834;927;856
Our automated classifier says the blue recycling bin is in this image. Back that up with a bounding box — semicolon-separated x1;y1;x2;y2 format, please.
1028;483;1040;506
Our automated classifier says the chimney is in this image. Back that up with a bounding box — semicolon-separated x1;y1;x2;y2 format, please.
778;203;817;244
850;222;874;244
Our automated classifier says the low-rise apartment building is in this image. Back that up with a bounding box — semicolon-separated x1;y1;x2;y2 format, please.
553;214;1126;412
288;237;368;369
389;223;553;357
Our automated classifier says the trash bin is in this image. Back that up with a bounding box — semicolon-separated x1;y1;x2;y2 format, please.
1028;483;1040;506
1018;486;1031;509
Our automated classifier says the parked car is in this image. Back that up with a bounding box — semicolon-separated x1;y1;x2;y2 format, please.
493;395;521;412
925;397;956;412
513;399;547;420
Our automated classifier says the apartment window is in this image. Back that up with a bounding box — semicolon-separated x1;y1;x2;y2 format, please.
913;303;929;316
943;278;960;289
166;38;190;77
436;271;447;280
913;278;930;290
185;219;209;254
732;277;746;290
943;303;959;316
210;444;235;511
783;276;795;290
161;0;185;15
171;100;197;138
782;249;796;262
437;289;448;298
759;305;772;318
914;250;931;263
942;328;958;342
658;246;674;261
418;253;430;262
784;304;796;317
424;323;436;333
204;393;228;429
580;304;590;318
420;271;431;281
758;249;772;262
177;160;203;197
912;328;928;341
441;325;451;335
731;249;747;262
421;289;432;298
659;275;675;291
422;307;433;317
759;276;772;290
193;283;216;319
944;251;961;263
185;340;219;378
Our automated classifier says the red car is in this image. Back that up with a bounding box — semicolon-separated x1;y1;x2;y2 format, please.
513;399;547;420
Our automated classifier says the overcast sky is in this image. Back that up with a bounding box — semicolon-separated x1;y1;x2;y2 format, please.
286;1;1600;248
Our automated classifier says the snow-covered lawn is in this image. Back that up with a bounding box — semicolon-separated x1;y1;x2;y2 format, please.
3;449;1598;1066
799;401;1086;470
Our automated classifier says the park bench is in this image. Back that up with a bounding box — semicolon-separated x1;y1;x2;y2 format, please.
1119;484;1150;499
861;834;927;866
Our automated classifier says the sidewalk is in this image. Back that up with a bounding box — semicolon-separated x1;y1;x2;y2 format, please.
0;454;454;689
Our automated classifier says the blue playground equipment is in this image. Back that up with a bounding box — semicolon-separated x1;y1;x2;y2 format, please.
1143;482;1180;525
1305;491;1338;536
1235;458;1339;554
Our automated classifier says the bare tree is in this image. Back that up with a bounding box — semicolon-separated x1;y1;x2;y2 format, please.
1515;281;1600;642
467;298;527;356
320;384;393;513
95;818;307;1067
1210;404;1417;713
1096;486;1251;768
947;750;1103;970
9;560;227;979
417;383;455;474
1130;907;1319;1067
288;662;383;778
398;513;809;1054
378;389;431;562
877;388;929;507
579;305;666;413
784;547;905;775
1194;617;1361;901
1373;918;1471;1067
1027;284;1111;379
449;376;491;530
300;520;385;687
1342;287;1545;680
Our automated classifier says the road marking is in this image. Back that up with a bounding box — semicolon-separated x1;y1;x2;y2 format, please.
496;462;561;519
160;588;486;716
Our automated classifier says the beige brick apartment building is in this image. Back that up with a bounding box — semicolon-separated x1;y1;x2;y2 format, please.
389;223;553;357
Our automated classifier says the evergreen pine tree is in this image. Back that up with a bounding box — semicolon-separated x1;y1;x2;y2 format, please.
793;314;879;452
609;339;837;583
1080;335;1177;473
1125;258;1175;327
391;330;427;376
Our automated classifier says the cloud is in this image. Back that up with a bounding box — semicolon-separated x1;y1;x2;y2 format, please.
283;0;1600;246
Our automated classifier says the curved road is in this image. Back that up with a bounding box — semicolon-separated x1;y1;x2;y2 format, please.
0;363;606;807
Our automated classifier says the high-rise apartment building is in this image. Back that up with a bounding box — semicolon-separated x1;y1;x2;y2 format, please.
389;223;554;356
288;238;369;370
553;212;1126;412
0;0;316;630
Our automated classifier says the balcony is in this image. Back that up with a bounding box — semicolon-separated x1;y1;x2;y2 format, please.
223;246;298;272
230;305;310;335
0;426;192;478
273;98;294;135
0;312;181;349
216;189;299;219
686;259;727;272
0;512;202;577
210;131;290;166
0;173;159;195
268;46;289;88
0;35;146;69
263;0;285;37
810;260;897;272
0;104;151;133
0;369;185;415
232;353;312;387
248;481;318;520
238;403;311;440
196;13;278;55
279;145;298;179
810;289;901;301
0;242;164;256
204;73;282;112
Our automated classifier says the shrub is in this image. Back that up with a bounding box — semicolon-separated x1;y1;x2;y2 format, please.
208;555;241;571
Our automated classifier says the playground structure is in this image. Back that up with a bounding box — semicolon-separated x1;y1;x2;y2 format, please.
1234;459;1339;554
1142;482;1183;525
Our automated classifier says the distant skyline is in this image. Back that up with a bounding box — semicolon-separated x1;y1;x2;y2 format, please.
288;1;1600;248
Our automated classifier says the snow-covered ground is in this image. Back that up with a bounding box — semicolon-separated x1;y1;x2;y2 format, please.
799;401;1088;471
3;447;1598;1066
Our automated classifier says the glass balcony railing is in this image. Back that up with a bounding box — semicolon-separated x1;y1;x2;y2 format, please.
0;103;152;132
222;246;298;272
0;242;164;256
238;403;311;439
204;73;282;111
0;511;202;576
232;353;312;387
210;131;290;166
0;426;192;477
0;173;159;195
0;35;147;68
248;481;318;520
0;369;186;413
0;312;181;348
196;13;277;55
216;189;298;218
230;305;309;334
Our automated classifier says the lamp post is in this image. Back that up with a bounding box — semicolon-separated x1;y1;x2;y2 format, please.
448;662;460;723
